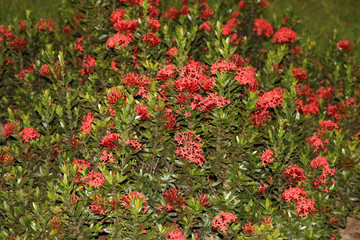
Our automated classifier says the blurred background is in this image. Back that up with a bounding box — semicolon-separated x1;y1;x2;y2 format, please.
1;0;359;58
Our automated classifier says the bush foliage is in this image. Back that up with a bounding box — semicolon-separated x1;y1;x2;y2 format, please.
0;0;359;239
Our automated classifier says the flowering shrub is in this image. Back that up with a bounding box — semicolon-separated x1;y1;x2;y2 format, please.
0;0;359;239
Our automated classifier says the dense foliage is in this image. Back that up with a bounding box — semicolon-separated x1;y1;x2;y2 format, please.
0;0;359;239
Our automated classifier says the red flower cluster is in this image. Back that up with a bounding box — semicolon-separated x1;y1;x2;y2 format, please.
282;186;316;217
106;33;134;49
212;211;237;233
90;194;106;215
221;17;240;36
135;104;150;121
99;150;115;166
306;135;327;153
125;138;142;151
163;188;186;211
175;60;215;93
166;229;187;240
120;191;148;212
19;128;40;142
260;149;274;167
273;27;297;44
253;19;274;38
39;64;51;77
242;220;257;235
86;171;106;189
292;68;308;82
174;131;206;167
141;32;161;47
156;64;177;81
79;55;96;76
3;122;16;137
251;87;284;126
100;132;120;149
107;87;127;106
337;40;354;52
283;164;306;184
123;72;152;87
197;193;212;207
234;67;258;91
80;112;94;134
36;18;55;31
256;182;268;194
319;119;338;131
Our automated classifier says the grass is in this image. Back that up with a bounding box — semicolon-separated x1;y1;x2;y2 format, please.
1;0;359;58
268;0;360;59
0;0;60;26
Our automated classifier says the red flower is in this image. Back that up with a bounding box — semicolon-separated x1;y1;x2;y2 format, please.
156;64;177;81
72;159;91;172
10;37;28;50
106;33;134;49
273;27;297;44
3;122;16;137
256;182;268;194
212;211;237;233
306;135;326;153
282;186;307;203
292;68;308;82
99;150;115;166
80;112;94;134
113;19;139;33
283;164;306;184
125;139;142;151
141;32;161;47
295;197;316;217
135;104;150;121
166;229;187;240
100;132;120;149
200;22;211;31
253;19;274;37
211;59;238;74
107;87;126;106
242;220;257;235
234;67;258;91
259;0;269;8
221;18;240;36
90;194;106;215
163;188;186;206
174;131;206;167
123;72;151;87
86;171;106;189
260;149;274;167
39;64;51;77
166;47;178;57
79;55;96;76
238;1;246;9
119;0;143;6
110;8;126;23
261;216;273;226
201;3;214;20
120;191;148;212
197;193;212;207
147;17;161;31
19;128;40;142
319;120;338;130
74;37;84;54
63;25;71;35
337;40;354;52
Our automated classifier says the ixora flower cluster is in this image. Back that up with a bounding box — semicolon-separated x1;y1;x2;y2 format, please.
0;0;359;239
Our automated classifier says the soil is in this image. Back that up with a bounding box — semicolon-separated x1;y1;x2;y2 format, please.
340;215;360;240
